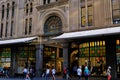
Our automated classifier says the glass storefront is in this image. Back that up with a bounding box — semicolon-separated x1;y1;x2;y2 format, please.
70;41;106;76
43;46;63;74
0;48;11;69
16;46;36;74
116;40;120;77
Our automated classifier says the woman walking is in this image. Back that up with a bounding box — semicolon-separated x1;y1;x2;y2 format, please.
51;67;56;80
84;66;90;80
107;66;111;80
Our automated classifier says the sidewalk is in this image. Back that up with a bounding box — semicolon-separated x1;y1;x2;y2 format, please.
32;76;107;80
0;76;119;80
0;77;106;80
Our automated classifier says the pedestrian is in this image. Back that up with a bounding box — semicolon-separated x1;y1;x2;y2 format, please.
51;66;56;80
41;68;45;77
25;74;31;80
23;67;28;78
106;66;111;80
29;67;33;78
84;66;90;80
45;66;50;80
77;66;82;80
66;68;70;80
63;67;67;79
4;68;9;78
73;65;77;77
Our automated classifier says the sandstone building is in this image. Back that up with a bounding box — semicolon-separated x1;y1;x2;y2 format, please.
0;0;120;79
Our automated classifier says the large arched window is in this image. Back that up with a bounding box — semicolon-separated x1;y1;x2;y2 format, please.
44;16;62;35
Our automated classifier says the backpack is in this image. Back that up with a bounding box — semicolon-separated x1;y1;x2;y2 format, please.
84;69;90;77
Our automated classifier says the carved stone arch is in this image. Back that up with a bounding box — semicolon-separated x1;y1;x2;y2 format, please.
39;9;67;35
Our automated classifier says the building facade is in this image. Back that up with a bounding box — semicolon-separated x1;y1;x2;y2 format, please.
0;0;120;79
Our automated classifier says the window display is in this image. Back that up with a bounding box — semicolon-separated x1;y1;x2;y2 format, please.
16;46;36;74
116;40;120;76
0;48;11;68
43;46;63;73
70;41;106;76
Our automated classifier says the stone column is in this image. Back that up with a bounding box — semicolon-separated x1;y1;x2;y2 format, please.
62;43;69;68
106;38;117;80
36;44;43;77
10;47;16;77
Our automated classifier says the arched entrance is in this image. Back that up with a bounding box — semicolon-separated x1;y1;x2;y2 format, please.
43;15;63;74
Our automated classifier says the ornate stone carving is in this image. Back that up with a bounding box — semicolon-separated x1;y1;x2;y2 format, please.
36;0;68;11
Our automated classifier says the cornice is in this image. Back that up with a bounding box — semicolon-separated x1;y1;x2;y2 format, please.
36;0;68;11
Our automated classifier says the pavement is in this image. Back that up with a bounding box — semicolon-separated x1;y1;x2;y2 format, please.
0;77;107;80
0;76;120;80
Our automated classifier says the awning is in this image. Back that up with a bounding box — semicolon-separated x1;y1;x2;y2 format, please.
53;27;120;39
0;36;38;45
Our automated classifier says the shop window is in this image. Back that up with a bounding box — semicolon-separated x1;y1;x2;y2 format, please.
70;41;106;76
16;46;36;73
43;46;63;73
116;40;120;76
0;48;11;68
43;46;57;68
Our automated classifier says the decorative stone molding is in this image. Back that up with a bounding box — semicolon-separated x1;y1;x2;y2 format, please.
36;0;68;11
